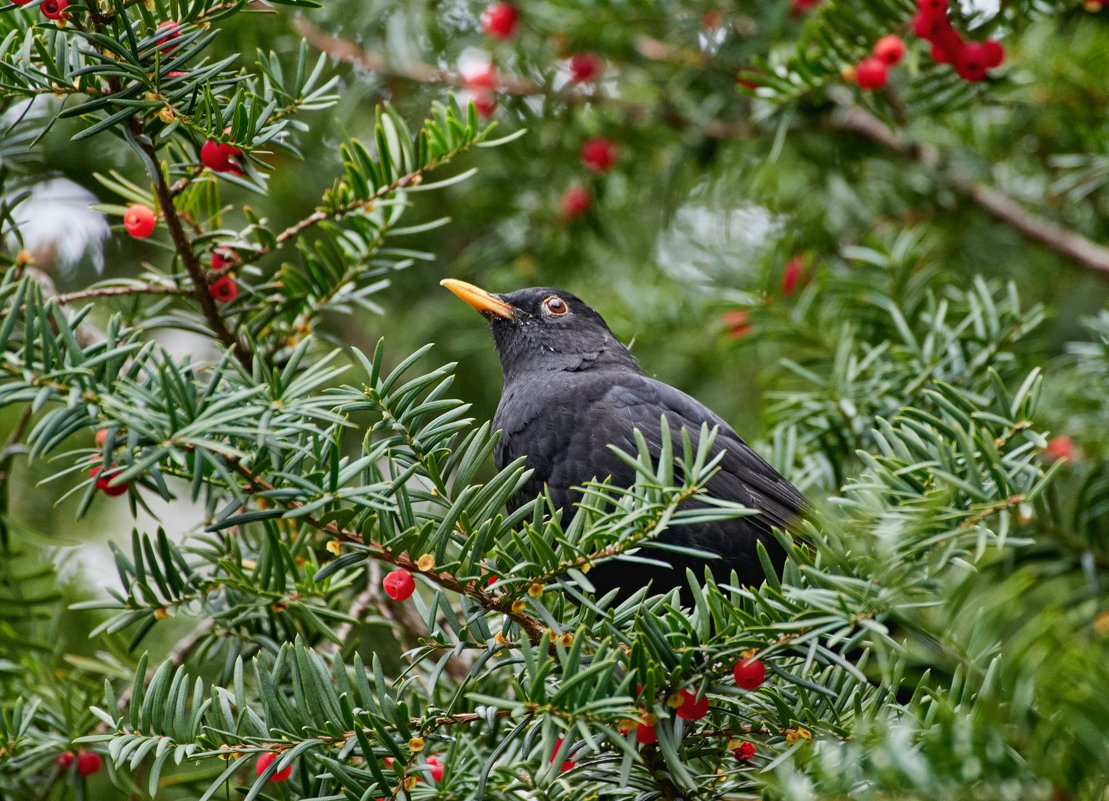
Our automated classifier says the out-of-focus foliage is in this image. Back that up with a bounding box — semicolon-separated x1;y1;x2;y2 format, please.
0;0;1106;799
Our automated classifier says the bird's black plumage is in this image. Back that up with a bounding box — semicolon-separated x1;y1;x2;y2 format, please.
442;280;807;600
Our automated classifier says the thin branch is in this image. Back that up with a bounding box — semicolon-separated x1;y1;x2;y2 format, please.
116;618;215;715
835;106;1109;278
19;267;106;346
143;144;254;370
52;283;189;305
291;18;753;141
226;459;550;646
326;562;474;684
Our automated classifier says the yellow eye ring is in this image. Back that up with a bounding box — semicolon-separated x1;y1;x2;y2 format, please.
543;296;568;316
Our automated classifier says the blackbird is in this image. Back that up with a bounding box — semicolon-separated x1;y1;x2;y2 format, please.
441;279;806;601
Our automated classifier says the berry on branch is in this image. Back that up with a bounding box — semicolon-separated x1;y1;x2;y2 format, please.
568;52;604;83
733;657;767;690
580;137;618;173
559;186;592;221
675;689;709;720
208;277;239;304
76;750;102;777
480;3;518;39
123;204;156;238
90;465;129;497
383;568;415;601
255;752;292;782
855;57;888;90
873;35;905;65
40;0;68;20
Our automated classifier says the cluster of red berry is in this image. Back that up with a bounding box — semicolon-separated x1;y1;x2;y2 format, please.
911;0;1004;82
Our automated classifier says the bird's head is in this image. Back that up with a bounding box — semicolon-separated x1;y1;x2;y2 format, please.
441;279;639;382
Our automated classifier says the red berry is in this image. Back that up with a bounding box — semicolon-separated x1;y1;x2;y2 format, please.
13;0;34;6
789;0;822;15
426;756;443;782
40;0;67;19
155;20;181;54
675;689;709;721
90;465;128;497
568;52;604;83
733;740;756;761
123;204;156;238
855;57;888;90
550;737;575;772
873;35;905;66
94;428;109;449
929;27;964;64
911;10;951;41
472;90;497;118
383;568;415;601
733;657;767;690
1045;435;1075;462
208;276;238;303
76;750;102;777
916;0;948;12
200;140;231;171
480;3;518;39
462;63;497;89
256;752;292;782
210;247;239;271
782;257;806;296
636;723;658;745
559;186;591;221
55;752;75;770
702;11;723;29
580;137;618;173
722;310;751;339
983;39;1005;68
955;41;990;82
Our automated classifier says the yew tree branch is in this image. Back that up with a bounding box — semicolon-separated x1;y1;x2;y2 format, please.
835;106;1109;278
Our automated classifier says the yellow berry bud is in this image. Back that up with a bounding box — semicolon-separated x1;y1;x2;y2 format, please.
528;582;544;598
416;554;435;572
408;737;424;752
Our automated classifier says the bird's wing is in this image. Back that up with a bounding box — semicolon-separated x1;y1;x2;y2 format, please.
589;375;807;534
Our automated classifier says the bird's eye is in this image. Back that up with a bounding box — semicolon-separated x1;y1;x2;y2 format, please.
542;296;568;316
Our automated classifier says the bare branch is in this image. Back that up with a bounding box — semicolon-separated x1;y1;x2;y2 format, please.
835;106;1109;278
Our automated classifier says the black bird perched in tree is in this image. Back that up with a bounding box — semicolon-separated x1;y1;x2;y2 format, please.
441;279;807;601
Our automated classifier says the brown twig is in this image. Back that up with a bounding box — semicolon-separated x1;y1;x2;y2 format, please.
116;618;215;714
52;283;190;305
291;18;753;141
834;106;1109;278
324;562;474;683
142;144;254;370
18;267;106;346
227;459;550;646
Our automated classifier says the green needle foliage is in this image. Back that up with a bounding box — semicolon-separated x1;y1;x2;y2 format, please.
0;1;1106;800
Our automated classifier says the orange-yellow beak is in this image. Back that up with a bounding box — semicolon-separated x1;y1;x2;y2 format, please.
440;279;516;320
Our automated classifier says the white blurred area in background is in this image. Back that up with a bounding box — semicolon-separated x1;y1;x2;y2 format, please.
6;176;110;276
